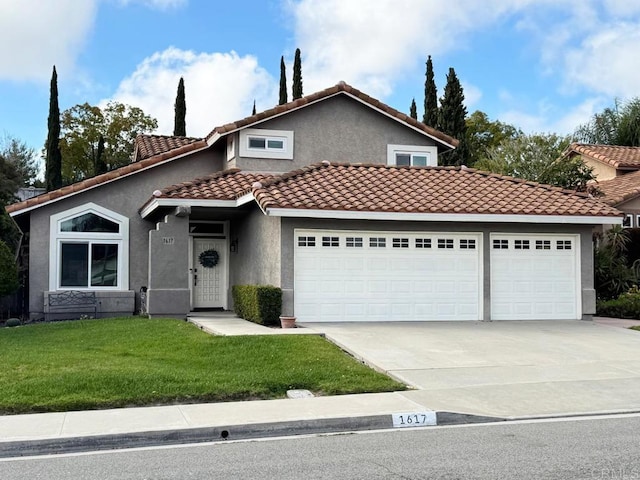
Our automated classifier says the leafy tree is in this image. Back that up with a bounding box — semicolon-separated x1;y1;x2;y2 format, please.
292;48;303;100
59;101;157;182
279;56;288;105
45;66;62;192
574;98;640;146
0;156;20;253
465;111;521;166
173;77;186;136
0;240;19;298
475;133;595;191
438;67;468;166
409;98;417;120
0;135;39;187
423;55;438;127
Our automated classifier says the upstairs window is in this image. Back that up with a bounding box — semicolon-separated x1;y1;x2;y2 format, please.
387;145;438;167
239;128;294;160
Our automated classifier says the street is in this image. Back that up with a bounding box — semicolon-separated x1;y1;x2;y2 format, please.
2;414;639;479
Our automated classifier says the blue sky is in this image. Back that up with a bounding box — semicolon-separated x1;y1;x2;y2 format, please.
1;0;639;168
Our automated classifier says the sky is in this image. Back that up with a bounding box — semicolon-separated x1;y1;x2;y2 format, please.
1;0;640;170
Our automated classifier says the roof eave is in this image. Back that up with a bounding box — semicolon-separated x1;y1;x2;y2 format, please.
261;208;622;225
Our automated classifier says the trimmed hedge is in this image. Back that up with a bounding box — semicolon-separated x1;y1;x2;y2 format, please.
597;291;640;320
232;285;282;326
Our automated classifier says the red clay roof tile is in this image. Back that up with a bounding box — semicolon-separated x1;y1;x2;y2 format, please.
567;143;640;169
134;134;203;161
595;170;640;206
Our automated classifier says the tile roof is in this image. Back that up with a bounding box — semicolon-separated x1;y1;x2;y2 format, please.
134;134;203;161
205;81;458;150
6;139;208;215
154;169;276;200
566;143;640;169
250;162;620;217
595;170;640;206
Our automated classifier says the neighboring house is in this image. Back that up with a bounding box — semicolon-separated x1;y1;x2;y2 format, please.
562;143;640;227
6;82;621;323
16;187;46;202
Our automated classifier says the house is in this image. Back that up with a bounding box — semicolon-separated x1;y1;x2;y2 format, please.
562;143;640;227
6;82;621;323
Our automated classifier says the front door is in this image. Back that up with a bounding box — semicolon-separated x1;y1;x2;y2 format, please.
192;237;227;309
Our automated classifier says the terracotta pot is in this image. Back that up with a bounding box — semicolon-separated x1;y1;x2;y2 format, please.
280;316;297;329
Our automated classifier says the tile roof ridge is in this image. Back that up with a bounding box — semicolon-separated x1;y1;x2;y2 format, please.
205;82;458;148
137;133;203;141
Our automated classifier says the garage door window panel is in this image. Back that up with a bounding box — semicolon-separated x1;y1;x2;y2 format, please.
416;238;432;248
369;237;386;248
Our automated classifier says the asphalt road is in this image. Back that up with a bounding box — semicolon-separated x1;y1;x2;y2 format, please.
2;414;640;479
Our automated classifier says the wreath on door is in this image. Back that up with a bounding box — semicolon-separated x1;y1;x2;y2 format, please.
198;249;220;268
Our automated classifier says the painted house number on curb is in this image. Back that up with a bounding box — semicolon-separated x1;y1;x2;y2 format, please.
392;412;437;428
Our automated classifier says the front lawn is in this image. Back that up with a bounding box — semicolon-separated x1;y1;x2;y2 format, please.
0;317;404;414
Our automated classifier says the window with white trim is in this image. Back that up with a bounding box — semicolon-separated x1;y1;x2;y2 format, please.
387;144;438;167
49;203;129;290
438;238;454;249
460;239;476;250
239;128;294;160
322;236;339;247
535;240;551;250
557;240;572;250
415;238;432;248
514;240;530;250
623;214;633;228
392;238;409;248
493;239;509;249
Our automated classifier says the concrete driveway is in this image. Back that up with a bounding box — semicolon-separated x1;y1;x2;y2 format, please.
301;320;640;419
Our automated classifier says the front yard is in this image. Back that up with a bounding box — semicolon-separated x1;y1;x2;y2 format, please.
0;317;405;414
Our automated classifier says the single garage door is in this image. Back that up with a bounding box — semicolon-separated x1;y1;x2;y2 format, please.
490;234;580;320
294;230;482;322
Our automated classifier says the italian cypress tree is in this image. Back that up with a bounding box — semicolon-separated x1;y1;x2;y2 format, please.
174;77;186;136
45;66;62;191
279;56;288;105
95;134;107;175
438;67;469;166
409;99;417;120
252;100;257;116
423;55;438;127
292;48;303;99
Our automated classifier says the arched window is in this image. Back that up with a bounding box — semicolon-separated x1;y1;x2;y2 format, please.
49;203;129;290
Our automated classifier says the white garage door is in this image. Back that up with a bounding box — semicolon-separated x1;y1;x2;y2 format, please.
490;234;580;320
294;230;482;322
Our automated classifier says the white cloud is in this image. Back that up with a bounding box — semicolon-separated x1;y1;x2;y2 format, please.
0;0;98;82
108;47;276;137
288;0;547;98
462;82;482;110
562;23;640;99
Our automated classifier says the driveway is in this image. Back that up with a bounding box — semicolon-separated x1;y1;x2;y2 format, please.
301;320;640;419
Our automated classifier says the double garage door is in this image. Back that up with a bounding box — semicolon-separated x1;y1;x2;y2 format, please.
294;230;580;322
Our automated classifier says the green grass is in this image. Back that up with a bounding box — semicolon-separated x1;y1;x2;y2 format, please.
0;317;404;414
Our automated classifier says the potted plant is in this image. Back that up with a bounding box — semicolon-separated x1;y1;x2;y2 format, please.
279;315;297;328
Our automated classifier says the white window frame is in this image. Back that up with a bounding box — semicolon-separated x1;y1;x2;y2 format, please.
387;144;438;167
623;213;633;228
226;136;235;162
49;203;129;291
239;128;294;160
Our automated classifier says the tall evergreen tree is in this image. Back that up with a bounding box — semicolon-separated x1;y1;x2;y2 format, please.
292;48;303;99
173;77;186;136
279;56;288;105
438;67;469;166
252;100;257;116
95;134;107;175
45;66;62;191
423;55;438;127
409;99;418;120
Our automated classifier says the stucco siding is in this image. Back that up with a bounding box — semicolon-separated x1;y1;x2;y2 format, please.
585;158;618;181
229;206;281;308
25;149;223;319
234;95;439;172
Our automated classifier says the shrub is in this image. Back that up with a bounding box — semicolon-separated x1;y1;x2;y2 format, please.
597;288;640;319
232;285;282;326
0;240;19;298
5;318;20;327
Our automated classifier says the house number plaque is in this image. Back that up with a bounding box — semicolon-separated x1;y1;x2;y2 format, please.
162;237;175;245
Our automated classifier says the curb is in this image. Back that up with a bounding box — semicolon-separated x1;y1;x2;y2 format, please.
0;411;505;458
